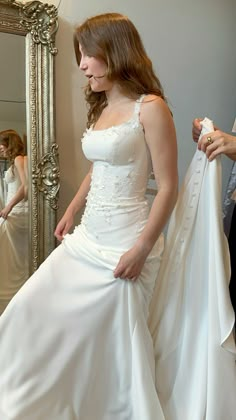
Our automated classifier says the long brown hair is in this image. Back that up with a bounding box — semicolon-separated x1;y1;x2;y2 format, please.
0;129;25;168
74;13;167;127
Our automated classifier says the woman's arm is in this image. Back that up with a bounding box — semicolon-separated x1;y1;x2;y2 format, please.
0;155;26;219
114;96;178;281
54;164;93;241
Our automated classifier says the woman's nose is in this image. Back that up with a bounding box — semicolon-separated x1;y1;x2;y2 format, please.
79;57;87;70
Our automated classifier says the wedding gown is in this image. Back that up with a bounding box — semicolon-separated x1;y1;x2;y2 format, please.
0;108;235;420
0;165;29;314
0;96;166;420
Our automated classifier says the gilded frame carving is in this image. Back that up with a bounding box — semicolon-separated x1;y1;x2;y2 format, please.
0;0;59;272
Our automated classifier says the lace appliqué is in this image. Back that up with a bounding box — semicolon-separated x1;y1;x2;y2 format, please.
81;166;148;232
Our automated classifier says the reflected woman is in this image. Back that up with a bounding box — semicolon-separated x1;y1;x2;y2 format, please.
0;129;29;314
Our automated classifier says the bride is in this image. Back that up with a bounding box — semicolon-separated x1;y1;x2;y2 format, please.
1;12;234;420
0;13;178;420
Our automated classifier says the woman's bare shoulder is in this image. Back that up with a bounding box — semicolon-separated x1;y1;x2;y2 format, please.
14;155;25;166
141;94;171;125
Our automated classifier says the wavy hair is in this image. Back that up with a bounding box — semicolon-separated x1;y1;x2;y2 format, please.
0;129;25;169
74;13;167;127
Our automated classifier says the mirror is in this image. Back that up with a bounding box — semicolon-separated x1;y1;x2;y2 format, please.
0;0;59;311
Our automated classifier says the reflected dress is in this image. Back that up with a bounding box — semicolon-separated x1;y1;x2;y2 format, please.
0;163;5;210
0;165;29;314
0;97;166;420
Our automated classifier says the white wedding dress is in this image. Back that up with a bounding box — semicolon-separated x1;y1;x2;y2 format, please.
0;107;235;420
0;165;29;314
0;97;166;420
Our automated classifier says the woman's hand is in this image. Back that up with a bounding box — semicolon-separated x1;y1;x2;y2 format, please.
0;204;12;219
54;213;74;242
113;243;150;282
198;130;236;161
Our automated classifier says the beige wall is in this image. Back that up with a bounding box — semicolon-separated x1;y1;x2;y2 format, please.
20;0;236;222
0;32;26;138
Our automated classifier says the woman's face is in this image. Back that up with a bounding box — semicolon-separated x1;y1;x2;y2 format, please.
0;144;7;157
79;44;113;92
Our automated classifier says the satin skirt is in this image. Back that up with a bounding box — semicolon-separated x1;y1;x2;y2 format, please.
0;224;164;420
0;209;29;314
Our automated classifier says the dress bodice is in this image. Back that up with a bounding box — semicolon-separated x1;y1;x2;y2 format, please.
81;96;152;205
64;95;161;254
4;165;27;212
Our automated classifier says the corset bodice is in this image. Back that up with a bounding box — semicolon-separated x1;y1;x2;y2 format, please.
4;166;27;212
64;96;162;255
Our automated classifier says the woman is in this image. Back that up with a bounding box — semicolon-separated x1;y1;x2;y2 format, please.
0;129;28;314
0;13;178;420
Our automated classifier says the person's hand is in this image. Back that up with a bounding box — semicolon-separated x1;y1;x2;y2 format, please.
198;130;236;161
54;213;74;241
192;118;203;142
113;243;150;282
0;204;12;219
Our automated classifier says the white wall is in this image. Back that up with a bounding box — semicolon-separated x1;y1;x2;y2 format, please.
23;0;236;221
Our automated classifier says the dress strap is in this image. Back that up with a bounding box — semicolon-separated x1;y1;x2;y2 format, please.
134;94;146;116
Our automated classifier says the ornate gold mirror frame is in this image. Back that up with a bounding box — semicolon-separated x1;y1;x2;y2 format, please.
0;0;59;273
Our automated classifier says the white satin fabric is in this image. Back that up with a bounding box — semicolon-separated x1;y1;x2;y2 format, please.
0;113;235;420
149;118;236;420
0;166;29;314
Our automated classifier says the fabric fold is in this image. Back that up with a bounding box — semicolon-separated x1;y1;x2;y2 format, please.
148;117;236;420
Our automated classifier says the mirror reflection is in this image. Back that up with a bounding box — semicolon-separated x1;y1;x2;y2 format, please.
0;32;28;314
